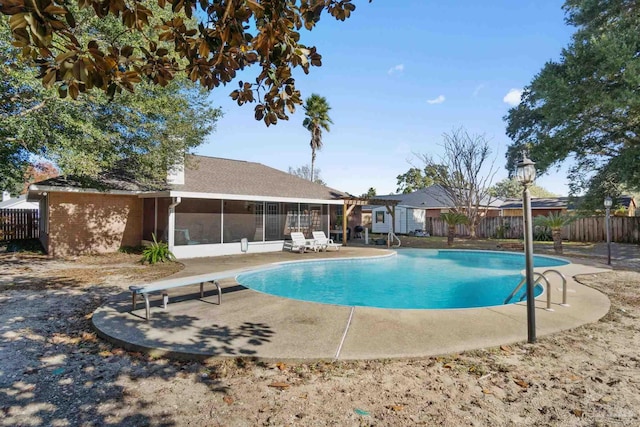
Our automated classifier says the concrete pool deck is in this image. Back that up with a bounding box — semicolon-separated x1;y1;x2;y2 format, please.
92;247;612;361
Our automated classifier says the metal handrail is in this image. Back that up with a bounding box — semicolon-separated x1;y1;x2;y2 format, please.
504;277;527;304
504;269;568;310
504;272;549;304
542;269;568;306
387;231;401;248
536;273;553;311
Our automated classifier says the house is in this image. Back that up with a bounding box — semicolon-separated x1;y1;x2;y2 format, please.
0;193;39;210
370;185;501;234
27;155;364;258
500;197;570;217
618;196;637;216
500;196;637;217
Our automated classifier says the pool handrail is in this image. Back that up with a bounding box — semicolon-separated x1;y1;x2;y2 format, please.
387;231;401;248
542;269;569;306
504;269;569;309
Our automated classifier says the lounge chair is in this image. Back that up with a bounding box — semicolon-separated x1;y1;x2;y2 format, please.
283;232;318;253
312;231;342;251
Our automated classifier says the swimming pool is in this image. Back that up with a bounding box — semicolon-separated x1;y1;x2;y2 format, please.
236;249;569;309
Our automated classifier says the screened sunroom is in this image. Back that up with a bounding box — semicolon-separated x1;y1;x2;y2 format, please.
141;195;344;258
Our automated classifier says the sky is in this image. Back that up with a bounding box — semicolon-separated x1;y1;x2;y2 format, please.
196;0;575;197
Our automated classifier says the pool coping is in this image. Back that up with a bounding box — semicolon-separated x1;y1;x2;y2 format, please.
92;249;611;361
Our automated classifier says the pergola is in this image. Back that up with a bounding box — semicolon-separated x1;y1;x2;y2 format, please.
339;197;400;245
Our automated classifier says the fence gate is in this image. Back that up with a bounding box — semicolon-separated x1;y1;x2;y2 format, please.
0;209;39;241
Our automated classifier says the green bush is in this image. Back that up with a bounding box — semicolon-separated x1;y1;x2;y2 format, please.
141;234;176;264
533;225;552;241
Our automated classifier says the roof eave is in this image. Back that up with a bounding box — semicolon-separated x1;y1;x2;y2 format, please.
28;184;144;199
167;190;345;205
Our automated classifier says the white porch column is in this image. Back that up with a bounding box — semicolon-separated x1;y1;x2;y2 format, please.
168;197;181;251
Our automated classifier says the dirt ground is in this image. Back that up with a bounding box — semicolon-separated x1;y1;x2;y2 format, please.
1;246;639;426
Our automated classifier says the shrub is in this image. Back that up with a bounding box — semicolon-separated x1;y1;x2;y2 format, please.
141;234;176;264
533;225;552;241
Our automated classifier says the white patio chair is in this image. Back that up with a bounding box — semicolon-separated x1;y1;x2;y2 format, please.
283;232;318;253
312;231;342;251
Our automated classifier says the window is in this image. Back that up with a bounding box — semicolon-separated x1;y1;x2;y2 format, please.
376;211;385;223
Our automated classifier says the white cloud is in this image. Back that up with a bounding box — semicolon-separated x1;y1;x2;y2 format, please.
387;64;404;75
473;84;485;97
503;88;523;106
427;95;446;105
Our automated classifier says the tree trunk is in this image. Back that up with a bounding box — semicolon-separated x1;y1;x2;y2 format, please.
310;147;316;181
469;222;477;239
447;226;455;246
552;228;563;254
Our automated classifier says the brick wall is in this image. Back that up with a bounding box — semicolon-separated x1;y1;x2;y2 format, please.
47;192;143;256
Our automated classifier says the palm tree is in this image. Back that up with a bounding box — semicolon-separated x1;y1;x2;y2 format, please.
440;212;468;246
533;212;574;254
302;94;333;181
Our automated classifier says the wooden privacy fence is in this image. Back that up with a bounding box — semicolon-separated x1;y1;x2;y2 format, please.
566;216;640;243
424;216;640;244
0;209;39;241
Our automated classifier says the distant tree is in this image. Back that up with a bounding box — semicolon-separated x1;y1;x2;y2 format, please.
396;167;434;194
490;178;557;199
504;0;640;197
302;94;332;182
361;187;377;198
20;162;60;194
419;128;498;239
440;212;468;246
288;165;326;185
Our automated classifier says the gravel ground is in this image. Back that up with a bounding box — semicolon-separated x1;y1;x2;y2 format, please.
1;249;639;426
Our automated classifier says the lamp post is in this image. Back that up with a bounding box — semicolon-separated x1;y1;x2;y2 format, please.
604;196;612;265
516;153;537;344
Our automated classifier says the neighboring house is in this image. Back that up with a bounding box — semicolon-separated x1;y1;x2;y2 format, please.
0;193;39;210
618;196;637;217
501;196;637;217
500;197;570;218
27;155;360;258
370;185;501;234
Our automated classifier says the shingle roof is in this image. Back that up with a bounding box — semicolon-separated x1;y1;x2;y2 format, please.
374;186;454;208
500;197;570;209
30;155;349;200
619;195;637;209
32;173;160;192
174;156;348;199
501;195;637;210
372;185;501;209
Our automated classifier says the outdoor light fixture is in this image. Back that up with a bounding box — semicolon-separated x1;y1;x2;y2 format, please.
516;155;536;185
604;196;612;265
517;152;537;344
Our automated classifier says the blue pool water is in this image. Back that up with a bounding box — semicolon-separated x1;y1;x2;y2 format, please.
236;249;569;309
